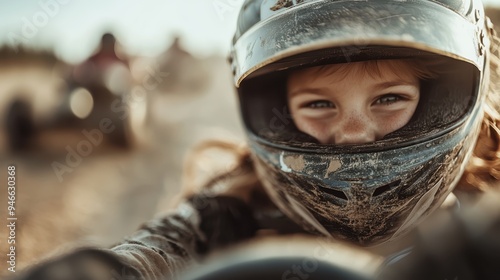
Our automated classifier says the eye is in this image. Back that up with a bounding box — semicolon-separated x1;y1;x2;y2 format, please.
374;94;404;105
304;100;334;109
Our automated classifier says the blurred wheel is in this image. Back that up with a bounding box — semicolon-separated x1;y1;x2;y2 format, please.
5;98;34;152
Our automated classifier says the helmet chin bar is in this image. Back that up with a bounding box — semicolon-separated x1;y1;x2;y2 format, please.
249;103;483;246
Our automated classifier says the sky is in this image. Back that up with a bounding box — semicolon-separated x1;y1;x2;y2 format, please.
485;0;500;5
0;0;499;64
0;0;245;63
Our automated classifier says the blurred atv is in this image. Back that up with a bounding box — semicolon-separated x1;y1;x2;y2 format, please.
46;79;132;148
2;47;135;154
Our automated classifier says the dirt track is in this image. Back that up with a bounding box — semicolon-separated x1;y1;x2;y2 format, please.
0;55;244;275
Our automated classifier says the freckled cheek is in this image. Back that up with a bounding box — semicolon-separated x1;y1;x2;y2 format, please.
375;109;416;136
293;115;332;142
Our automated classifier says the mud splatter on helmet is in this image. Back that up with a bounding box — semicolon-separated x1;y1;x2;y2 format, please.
230;0;492;245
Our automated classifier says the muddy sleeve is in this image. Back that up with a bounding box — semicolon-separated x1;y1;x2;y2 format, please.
109;194;259;279
108;201;206;279
14;195;258;280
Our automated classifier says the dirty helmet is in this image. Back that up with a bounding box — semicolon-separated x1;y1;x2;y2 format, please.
229;0;493;246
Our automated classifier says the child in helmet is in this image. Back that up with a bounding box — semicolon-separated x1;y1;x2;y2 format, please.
14;0;500;279
228;0;500;246
286;59;435;144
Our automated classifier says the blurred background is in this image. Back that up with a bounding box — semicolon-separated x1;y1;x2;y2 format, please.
0;0;499;276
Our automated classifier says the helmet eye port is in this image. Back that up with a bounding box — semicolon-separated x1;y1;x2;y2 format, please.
373;180;402;197
317;186;348;201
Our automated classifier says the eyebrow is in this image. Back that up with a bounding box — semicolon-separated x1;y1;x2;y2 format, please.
288;80;418;97
288;87;328;97
372;80;418;91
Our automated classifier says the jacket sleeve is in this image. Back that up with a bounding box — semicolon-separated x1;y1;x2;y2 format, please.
107;200;206;279
110;194;259;279
14;195;258;280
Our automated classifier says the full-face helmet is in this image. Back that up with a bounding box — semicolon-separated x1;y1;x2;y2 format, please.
230;0;493;245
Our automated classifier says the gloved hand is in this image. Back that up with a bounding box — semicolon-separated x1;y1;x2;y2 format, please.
187;194;259;255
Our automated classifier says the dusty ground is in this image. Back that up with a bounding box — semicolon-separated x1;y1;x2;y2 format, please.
0;55;244;276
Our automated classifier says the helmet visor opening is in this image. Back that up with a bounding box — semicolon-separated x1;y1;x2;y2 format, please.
238;47;479;153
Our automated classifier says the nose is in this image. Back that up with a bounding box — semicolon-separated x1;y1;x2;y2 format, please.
330;114;376;145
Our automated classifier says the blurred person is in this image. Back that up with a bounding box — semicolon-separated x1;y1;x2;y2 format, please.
66;32;132;147
72;32;129;87
10;0;500;279
157;36;208;93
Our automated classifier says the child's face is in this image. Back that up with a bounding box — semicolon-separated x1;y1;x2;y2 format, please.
287;60;420;144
